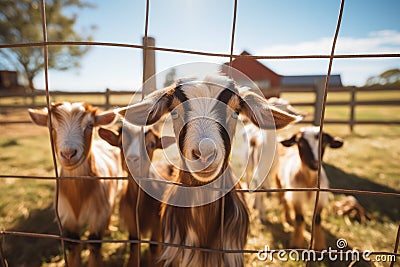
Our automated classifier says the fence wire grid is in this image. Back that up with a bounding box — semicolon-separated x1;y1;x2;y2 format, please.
1;0;400;266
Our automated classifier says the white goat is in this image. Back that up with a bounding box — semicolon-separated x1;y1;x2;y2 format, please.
116;77;300;266
277;126;343;249
29;102;122;267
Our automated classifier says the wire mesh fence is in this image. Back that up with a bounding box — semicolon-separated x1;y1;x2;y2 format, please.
1;0;399;266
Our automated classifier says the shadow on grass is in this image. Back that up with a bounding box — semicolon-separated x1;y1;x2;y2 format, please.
105;244;127;267
2;204;136;267
260;219;372;267
324;163;400;221
3;204;60;267
323;230;372;267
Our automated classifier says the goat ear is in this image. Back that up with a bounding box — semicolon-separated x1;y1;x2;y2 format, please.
240;91;301;130
28;108;48;126
95;110;116;126
330;136;344;148
281;134;298;147
116;87;173;126
322;133;344;149
160;136;176;149
98;128;120;147
330;137;344;148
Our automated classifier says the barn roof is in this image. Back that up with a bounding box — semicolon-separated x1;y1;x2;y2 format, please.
223;51;281;81
223;51;343;88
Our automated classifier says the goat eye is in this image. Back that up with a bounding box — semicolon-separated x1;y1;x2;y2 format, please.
231;111;239;119
148;141;155;149
171;110;179;119
87;122;94;129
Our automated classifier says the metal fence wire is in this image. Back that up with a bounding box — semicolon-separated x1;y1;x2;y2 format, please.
1;0;400;266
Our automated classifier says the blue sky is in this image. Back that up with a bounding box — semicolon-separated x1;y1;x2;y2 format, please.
35;0;400;91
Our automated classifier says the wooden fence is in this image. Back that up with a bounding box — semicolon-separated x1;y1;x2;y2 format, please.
280;83;400;131
0;88;132;110
1;85;399;131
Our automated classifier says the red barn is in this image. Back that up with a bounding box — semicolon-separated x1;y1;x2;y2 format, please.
221;51;282;98
221;51;342;98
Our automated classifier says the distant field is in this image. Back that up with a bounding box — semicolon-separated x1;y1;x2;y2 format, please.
2;88;400;126
0;91;399;266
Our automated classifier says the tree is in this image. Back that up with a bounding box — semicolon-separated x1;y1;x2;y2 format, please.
0;0;95;91
163;68;177;87
365;68;400;86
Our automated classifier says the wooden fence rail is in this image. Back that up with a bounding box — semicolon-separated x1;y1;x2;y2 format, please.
0;88;135;110
279;84;400;131
1;85;399;131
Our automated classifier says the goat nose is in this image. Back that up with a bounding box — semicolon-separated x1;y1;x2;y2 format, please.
192;138;216;163
60;148;77;160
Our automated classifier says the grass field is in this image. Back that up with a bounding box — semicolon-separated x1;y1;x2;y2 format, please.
0;90;399;267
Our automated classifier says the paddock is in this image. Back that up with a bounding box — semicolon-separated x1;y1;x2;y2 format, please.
1;0;400;266
1;109;399;266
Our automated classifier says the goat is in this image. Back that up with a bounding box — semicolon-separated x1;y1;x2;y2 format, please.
240;98;304;222
116;77;300;266
98;124;175;267
277;126;343;249
28;102;122;267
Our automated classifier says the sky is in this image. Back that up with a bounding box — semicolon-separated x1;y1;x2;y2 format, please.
33;0;400;91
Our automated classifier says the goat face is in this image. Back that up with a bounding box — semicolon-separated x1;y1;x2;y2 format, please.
122;124;148;176
29;102;115;169
281;127;344;170
117;77;300;185
99;124;175;177
170;79;242;183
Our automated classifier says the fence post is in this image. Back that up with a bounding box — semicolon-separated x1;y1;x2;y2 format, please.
313;79;325;126
31;91;36;108
349;87;356;132
105;88;110;110
142;36;156;96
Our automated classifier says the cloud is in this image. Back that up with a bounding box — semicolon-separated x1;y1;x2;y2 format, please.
336;30;400;54
257;30;400;56
253;30;400;86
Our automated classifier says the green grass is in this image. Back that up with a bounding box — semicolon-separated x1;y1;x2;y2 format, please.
1;91;399;266
0;135;53;176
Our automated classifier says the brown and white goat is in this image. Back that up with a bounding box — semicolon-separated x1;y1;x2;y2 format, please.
29;102;122;267
117;77;299;266
277;126;343;249
99;124;175;267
